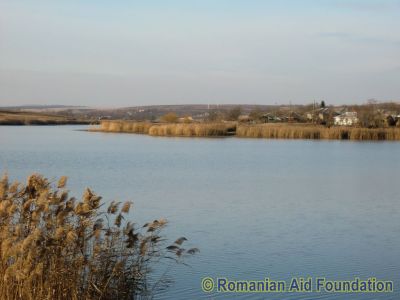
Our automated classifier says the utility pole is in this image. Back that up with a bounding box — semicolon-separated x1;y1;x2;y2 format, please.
313;99;316;124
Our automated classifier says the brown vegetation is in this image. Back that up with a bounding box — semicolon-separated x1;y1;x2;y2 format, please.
237;124;400;140
97;120;153;134
94;121;236;137
93;121;400;140
148;123;236;137
160;112;178;123
0;174;197;300
0;111;92;125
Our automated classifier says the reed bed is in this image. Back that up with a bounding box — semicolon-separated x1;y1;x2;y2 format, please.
237;124;400;140
95;121;236;137
93;121;400;140
0;174;197;300
148;123;236;137
98;120;153;134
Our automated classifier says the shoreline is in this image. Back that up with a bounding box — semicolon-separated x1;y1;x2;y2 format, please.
0;110;97;125
89;121;400;141
0;120;95;125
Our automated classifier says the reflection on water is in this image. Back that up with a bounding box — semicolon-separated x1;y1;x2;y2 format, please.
0;126;399;299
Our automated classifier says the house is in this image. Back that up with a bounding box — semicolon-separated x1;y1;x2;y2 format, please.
306;108;324;122
385;115;397;127
260;113;281;123
287;112;304;123
306;108;337;124
334;112;359;126
381;111;400;127
367;111;398;128
318;108;335;121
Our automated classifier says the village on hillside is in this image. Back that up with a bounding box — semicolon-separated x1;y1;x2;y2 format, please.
2;101;400;128
91;101;400;129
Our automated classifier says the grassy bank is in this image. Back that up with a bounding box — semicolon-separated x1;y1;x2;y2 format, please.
93;120;236;137
92;121;400;140
0;111;93;125
237;124;400;140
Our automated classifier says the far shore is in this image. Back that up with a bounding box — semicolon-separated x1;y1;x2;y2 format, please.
89;120;400;141
0;110;97;125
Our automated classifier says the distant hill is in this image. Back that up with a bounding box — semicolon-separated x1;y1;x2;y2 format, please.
2;102;399;124
0;105;88;111
0;110;94;125
0;103;321;122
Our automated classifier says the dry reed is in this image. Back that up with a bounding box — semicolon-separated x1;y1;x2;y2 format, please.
97;120;153;134
95;121;236;137
93;121;400;140
148;123;235;137
0;174;197;300
236;124;400;140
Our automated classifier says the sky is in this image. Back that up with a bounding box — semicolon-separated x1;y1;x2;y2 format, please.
0;0;399;107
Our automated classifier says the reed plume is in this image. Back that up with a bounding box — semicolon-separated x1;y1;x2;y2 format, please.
93;121;236;137
92;121;400;140
236;124;400;140
148;123;236;137
0;174;197;300
96;121;153;134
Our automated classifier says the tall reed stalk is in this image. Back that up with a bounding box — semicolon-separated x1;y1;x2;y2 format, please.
0;174;197;300
94;121;236;137
236;124;400;140
148;123;235;137
93;121;400;140
98;121;153;134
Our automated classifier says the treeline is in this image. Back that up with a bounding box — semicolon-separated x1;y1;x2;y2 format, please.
149;102;400;128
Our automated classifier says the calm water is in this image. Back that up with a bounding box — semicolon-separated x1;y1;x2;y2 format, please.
1;126;399;299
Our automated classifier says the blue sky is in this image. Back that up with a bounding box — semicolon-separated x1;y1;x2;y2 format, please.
0;0;399;107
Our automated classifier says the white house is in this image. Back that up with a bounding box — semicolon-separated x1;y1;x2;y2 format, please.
334;112;359;126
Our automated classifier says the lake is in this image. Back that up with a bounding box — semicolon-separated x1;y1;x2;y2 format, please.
0;125;399;299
